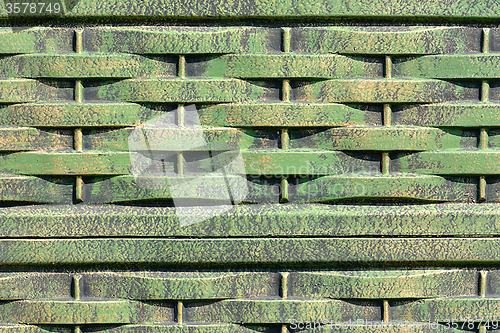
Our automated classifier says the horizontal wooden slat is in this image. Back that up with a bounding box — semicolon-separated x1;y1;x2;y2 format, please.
187;299;380;324
291;174;476;202
1;237;500;264
87;79;278;103
85;127;277;151
290;127;474;151
242;150;380;175
289;270;477;299
189;54;382;78
0;53;176;78
0;175;72;203
0;127;72;151
84;272;278;300
0;27;73;54
0;79;73;103
393;103;500;127
292;27;481;55
0;273;72;299
0;151;133;175
393;150;500;175
0;299;172;324
3;203;500;237
0;102;170;127
88;324;259;333
1;0;499;20
392;298;500;322
293;79;476;103
197;103;382;127
84;27;280;54
394;54;500;79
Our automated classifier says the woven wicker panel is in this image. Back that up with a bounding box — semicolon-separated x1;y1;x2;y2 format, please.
1;1;500;331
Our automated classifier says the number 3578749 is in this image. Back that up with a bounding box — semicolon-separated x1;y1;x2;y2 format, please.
5;2;61;14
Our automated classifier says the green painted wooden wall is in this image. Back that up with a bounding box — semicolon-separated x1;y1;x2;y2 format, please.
0;0;500;331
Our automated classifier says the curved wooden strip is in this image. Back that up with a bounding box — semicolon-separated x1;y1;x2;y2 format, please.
0;273;72;299
393;103;500;127
186;299;380;324
292;27;481;55
84;272;278;300
0;127;72;151
393;150;500;175
197;103;381;127
85;127;277;151
89;79;277;103
289;270;477;299
191;54;382;79
0;151;133;176
394;54;500;79
0;79;73;103
0;27;73;54
290;127;473;151
0;53;176;78
85;27;279;54
291;174;476;202
0;103;170;127
0;175;72;203
0;299;171;324
392;298;500;322
293;79;475;103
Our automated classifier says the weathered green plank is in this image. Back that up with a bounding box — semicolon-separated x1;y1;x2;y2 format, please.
2;238;500;264
393;103;500;127
187;299;380;324
191;54;382;78
85;127;277;151
0;102;381;128
84;175;280;204
0;127;72;151
0;53;176;78
242;150;380;175
289;270;477;299
0;299;172;324
0;151;133;175
89;79;276;103
0;27;73;54
393;150;500;175
5;203;500;237
395;54;500;79
0;273;72;299
294;79;475;103
290;127;474;151
84;272;278;300
0;102;169;127
0;150;379;176
85;27;280;54
292;174;476;202
392;298;500;322
197;103;382;127
85;175;252;204
292;27;481;55
0;175;72;203
0;79;73;103
2;0;500;20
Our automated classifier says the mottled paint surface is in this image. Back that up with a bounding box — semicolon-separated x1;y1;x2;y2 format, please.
0;2;499;332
